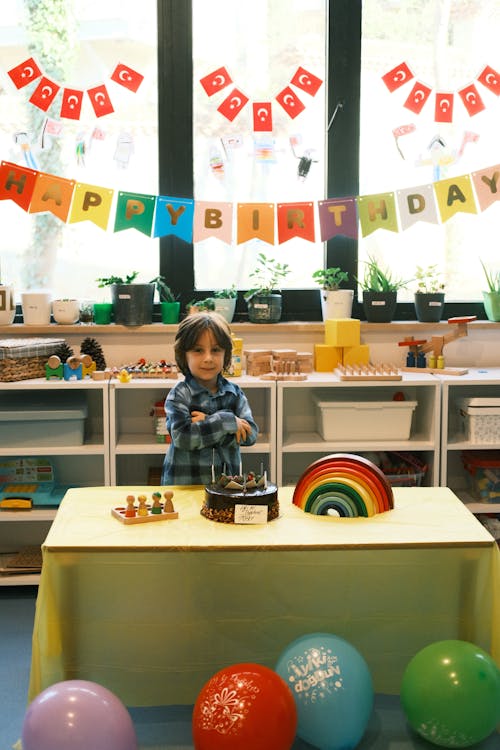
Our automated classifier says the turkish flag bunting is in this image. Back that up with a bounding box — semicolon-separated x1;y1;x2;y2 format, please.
29;77;60;112
60;88;83;119
275;86;305;119
435;92;454;123
111;63;144;93
477;65;500;96
200;66;232;96
87;84;114;117
8;57;42;89
290;66;323;96
217;88;249;121
253;102;273;132
382;61;414;92
458;83;485;116
403;81;432;114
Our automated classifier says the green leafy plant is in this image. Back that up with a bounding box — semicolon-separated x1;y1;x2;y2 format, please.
480;259;500;293
312;267;349;291
213;286;237;299
357;256;410;292
150;275;178;302
415;264;445;294
244;253;291;301
186;297;216;312
96;272;139;287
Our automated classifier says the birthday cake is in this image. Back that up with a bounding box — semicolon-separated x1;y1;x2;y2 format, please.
202;472;279;523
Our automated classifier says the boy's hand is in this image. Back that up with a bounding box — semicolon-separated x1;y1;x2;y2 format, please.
235;417;252;443
191;410;206;423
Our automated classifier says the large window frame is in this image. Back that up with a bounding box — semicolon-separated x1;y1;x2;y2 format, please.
157;0;485;322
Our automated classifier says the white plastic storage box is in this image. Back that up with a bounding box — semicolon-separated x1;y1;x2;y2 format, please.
457;397;500;443
312;394;417;441
0;392;88;447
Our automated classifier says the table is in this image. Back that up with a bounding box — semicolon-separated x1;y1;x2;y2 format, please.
28;486;500;706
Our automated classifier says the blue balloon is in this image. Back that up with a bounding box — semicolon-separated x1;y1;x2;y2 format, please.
275;632;373;750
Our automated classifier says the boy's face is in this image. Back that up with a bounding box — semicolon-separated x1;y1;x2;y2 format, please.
186;328;225;391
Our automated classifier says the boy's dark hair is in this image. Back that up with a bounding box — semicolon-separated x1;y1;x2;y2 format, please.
174;312;233;375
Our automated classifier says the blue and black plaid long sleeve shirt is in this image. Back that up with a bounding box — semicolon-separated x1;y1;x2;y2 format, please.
161;373;259;486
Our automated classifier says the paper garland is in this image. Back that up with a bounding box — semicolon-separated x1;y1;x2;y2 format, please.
7;57;144;120
382;61;500;123
1;159;499;242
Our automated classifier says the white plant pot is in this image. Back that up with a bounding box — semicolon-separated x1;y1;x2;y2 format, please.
320;289;354;320
214;297;236;323
52;299;80;325
0;285;16;325
21;291;52;325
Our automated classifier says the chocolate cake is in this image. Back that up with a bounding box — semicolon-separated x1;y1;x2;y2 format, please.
202;472;279;523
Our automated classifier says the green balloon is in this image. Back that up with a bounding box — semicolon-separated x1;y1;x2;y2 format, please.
401;640;500;748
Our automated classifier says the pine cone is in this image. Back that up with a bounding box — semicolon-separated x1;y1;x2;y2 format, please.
54;342;74;363
80;337;107;370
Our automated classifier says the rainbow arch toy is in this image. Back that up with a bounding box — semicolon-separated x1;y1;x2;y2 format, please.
292;453;394;517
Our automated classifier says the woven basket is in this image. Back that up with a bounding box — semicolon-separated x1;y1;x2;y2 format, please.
0;355;49;382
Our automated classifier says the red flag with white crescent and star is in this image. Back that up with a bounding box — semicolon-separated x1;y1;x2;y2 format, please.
110;63;144;93
382;61;414;92
29;77;60;112
290;66;323;96
60;88;84;120
200;66;232;96
403;81;432;114
87;84;114;117
7;57;42;89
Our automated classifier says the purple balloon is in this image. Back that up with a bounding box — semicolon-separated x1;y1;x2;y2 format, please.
22;680;137;750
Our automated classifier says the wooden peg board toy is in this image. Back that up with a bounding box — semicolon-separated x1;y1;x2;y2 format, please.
335;363;402;381
111;490;178;524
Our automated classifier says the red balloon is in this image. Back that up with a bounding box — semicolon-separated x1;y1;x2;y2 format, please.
192;663;297;750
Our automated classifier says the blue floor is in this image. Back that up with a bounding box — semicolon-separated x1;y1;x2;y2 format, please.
1;586;498;750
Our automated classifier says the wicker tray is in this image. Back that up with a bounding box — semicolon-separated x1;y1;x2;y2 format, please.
0;338;65;381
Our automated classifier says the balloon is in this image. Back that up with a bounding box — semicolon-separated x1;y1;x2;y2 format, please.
22;680;137;750
192;662;297;750
275;632;374;750
401;639;500;747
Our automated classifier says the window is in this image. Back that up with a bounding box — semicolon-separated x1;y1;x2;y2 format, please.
0;0;158;300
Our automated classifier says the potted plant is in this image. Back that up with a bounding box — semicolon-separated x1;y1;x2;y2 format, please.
358;256;409;322
244;253;290;323
96;272;155;326
213;286;237;323
480;259;500;322
312;267;352;320
150;275;180;324
52;298;80;325
414;264;445;322
186;297;216;315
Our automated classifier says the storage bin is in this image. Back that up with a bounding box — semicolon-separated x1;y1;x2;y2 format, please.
312;394;417;441
461;450;500;501
0;392;88;447
457;397;500;443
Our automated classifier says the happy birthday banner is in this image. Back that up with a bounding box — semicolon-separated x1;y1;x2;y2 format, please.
1;159;499;244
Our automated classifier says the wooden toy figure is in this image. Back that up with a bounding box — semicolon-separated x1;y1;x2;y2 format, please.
64;355;83;381
45;354;64;380
125;494;136;518
163;490;174;513
80;353;96;379
137;494;148;516
151;492;163;514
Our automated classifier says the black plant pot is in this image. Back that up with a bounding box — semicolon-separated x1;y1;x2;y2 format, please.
111;283;155;326
362;291;397;322
414;293;445;323
246;293;282;323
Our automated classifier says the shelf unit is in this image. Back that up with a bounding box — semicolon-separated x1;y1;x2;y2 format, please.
109;375;277;485
440;367;500;516
276;371;441;487
0;378;109;585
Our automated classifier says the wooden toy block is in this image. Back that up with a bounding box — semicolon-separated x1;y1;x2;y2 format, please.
296;352;314;372
343;344;370;366
336;363;402;381
325;318;361;348
314;344;343;372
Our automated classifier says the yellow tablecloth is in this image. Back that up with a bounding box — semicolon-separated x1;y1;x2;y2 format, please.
29;486;500;706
